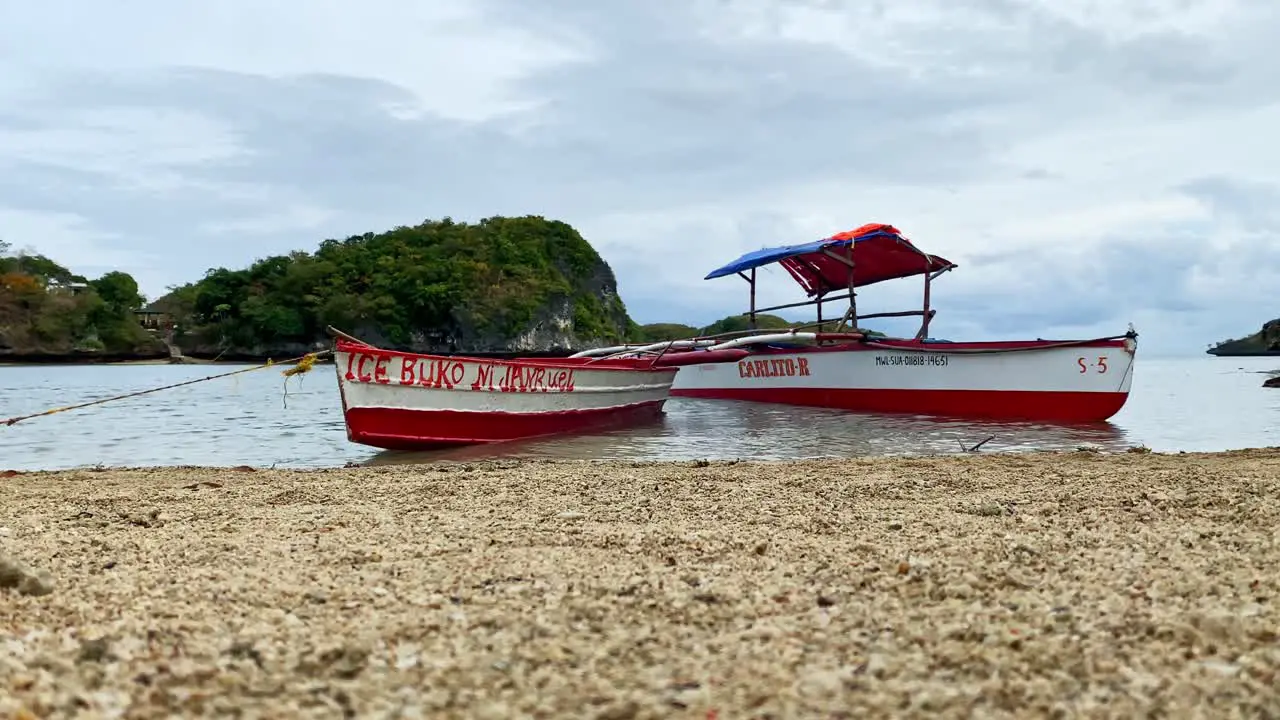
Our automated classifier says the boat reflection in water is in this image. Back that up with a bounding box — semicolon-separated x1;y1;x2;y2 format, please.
359;396;1132;466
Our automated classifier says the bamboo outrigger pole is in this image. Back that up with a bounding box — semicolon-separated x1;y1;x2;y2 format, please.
736;268;759;330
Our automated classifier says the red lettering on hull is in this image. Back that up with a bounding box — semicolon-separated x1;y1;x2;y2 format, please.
412;358;461;389
737;356;811;378
343;351;577;393
472;363;494;391
495;364;575;393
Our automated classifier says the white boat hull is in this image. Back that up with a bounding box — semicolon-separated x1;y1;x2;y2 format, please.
334;341;680;449
669;335;1137;422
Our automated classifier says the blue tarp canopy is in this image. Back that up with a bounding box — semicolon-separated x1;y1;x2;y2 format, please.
703;229;899;280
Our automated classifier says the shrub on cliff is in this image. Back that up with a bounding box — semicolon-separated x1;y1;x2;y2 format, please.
699;313;797;336
165;215;637;354
632;314;887;343
633;323;702;343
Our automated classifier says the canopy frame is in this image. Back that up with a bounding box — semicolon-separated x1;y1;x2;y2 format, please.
706;223;957;340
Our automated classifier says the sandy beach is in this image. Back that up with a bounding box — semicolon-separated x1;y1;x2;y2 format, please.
2;449;1278;718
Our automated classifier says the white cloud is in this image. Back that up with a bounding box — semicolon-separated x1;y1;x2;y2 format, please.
197;204;335;236
0;0;589;123
0;105;247;183
1029;0;1251;37
0;207;154;270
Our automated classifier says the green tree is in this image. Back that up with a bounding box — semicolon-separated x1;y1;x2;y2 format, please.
9;253;83;285
90;271;145;313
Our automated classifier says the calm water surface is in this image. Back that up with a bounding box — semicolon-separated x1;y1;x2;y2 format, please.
1;356;1276;471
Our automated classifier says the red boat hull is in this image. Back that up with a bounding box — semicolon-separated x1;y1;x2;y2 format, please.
671;387;1129;423
343;401;667;450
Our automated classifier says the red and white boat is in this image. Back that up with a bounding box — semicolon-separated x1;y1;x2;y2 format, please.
573;223;1138;423
328;329;748;450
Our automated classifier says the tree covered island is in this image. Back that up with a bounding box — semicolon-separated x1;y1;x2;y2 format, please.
3;215;881;363
1207;318;1280;356
155;216;638;359
0;239;168;362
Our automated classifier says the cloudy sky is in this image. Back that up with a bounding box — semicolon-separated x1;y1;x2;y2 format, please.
1;0;1277;355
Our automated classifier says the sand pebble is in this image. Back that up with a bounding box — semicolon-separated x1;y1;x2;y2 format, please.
0;552;54;596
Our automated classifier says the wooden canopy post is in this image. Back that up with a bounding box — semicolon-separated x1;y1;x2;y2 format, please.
920;271;933;339
738;269;758;329
915;264;953;339
818;245;860;334
846;243;857;331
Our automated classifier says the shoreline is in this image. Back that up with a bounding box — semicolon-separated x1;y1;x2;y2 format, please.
4;449;1279;717
3;446;1280;477
2;444;1277;474
0;347;613;367
0;354;170;366
0;354;324;367
3;350;1278;368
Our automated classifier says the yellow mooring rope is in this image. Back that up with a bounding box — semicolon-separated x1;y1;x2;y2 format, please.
280;351;322;409
2;351;331;427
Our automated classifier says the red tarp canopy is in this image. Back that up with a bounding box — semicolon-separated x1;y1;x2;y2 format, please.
704;223;956;296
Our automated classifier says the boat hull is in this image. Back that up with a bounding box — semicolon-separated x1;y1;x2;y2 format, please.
669;336;1137;423
334;341;680;450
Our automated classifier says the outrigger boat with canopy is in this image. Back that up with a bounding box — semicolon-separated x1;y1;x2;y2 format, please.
571;223;1138;423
